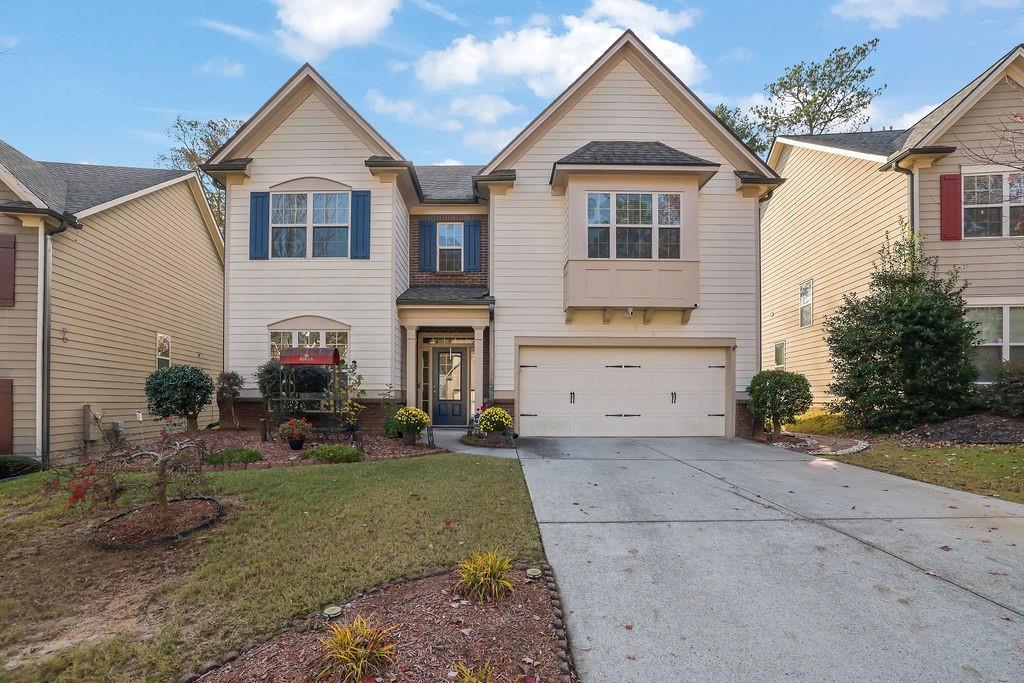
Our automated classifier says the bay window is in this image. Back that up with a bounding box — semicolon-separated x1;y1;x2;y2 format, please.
962;172;1024;238
271;191;350;258
966;306;1024;382
586;191;682;259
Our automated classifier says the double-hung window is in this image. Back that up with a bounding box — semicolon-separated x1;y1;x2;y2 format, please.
962;172;1024;238
271;191;350;258
586;191;682;259
156;333;171;369
799;280;813;327
966;306;1024;382
774;341;786;370
270;330;349;359
437;222;464;272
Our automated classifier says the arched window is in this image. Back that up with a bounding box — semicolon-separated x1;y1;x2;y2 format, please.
267;315;350;360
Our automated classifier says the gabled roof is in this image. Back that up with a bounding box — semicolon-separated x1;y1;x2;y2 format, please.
416;165;484;202
555;141;717;167
778;130;908;159
397;285;494;305
481;30;777;179
40;162;189;215
0;138;69;211
208;63;403;164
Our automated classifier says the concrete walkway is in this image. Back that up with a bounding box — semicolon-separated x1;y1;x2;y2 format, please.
430;427;517;458
517;437;1024;682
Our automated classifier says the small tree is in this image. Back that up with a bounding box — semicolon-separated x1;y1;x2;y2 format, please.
825;229;978;431
713;104;768;156
145;365;215;432
216;370;244;429
747;370;813;438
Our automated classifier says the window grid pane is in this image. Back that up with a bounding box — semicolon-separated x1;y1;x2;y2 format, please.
964;207;1003;238
271;193;307;224
973;346;1003;383
587;193;610;225
438;248;462;272
657;194;681;226
313;226;348;257
658;227;680;259
326;331;348;357
272;227;306;257
270;331;292;359
588;226;610;258
774;341;786;368
297;331;321;348
1010;307;1024;343
312;192;349;225
1010;205;1024;237
615;227;652;259
967;307;1003;344
963;174;1003;205
438;223;464;247
615;193;653;225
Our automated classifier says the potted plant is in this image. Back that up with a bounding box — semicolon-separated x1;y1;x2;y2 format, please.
394;407;430;445
478;406;514;445
278;417;313;450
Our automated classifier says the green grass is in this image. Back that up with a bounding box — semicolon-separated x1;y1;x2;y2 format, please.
0;454;542;682
784;408;847;435
305;444;362;463
205;447;263;466
835;442;1024;504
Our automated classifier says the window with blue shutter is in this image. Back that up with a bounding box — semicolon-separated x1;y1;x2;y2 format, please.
249;192;269;260
350;190;371;259
464;220;480;272
419;219;436;272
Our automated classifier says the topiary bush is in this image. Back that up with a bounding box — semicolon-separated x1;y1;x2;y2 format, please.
145;364;215;432
206;447;262;466
255;359;331;403
989;361;1024;418
305;444;363;463
0;455;43;480
747;370;813;438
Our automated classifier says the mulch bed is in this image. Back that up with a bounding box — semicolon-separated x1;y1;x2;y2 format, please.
93;498;221;548
199;571;565;683
461;434;516;449
899;413;1024;446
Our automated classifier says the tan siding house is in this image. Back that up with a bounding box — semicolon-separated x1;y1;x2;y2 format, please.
0;140;223;464
762;43;1024;399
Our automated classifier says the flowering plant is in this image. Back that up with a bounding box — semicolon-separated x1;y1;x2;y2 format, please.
394;406;430;433
477;406;513;434
278;417;313;440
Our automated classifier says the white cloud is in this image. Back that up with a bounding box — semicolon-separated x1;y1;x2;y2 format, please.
411;0;466;25
0;35;18;50
462;126;522;153
830;0;948;28
198;57;246;77
865;100;938;129
719;47;753;64
492;16;512;27
434;158;464;165
366;89;462;131
387;59;410;73
971;0;1020;7
415;0;705;97
449;94;522;124
272;0;401;62
195;19;265;43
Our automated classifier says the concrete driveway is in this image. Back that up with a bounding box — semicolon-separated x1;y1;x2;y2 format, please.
517;437;1024;682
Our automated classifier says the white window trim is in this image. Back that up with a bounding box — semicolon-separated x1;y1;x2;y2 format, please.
774;340;786;370
269;190;352;259
436;222;465;273
799;279;813;328
156;333;171;369
269;329;349;359
967;304;1023;383
961;171;1024;239
585;191;683;260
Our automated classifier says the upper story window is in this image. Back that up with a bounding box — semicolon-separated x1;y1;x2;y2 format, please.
156;333;171;369
437;222;464;272
962;172;1024;238
966;305;1023;382
774;341;786;370
799;280;813;327
270;329;349;359
586;191;682;260
271;191;350;258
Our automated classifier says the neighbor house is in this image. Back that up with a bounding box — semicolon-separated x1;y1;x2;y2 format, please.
762;44;1024;402
203;31;781;438
0;139;224;464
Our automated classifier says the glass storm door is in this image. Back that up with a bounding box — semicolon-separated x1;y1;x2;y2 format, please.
432;348;466;426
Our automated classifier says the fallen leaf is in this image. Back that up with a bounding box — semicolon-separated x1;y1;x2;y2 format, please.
624;623;634;630
939;545;953;552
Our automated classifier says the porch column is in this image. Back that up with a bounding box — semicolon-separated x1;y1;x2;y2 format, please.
473;326;485;409
405;326;418;408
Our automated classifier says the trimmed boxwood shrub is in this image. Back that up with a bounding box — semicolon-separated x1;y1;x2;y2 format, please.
747;370;813;438
306;444;362;463
145;364;215;432
0;455;42;480
989;361;1024;418
206;447;263;466
255;359;331;403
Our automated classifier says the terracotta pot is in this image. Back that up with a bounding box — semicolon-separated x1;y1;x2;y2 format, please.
288;438;305;451
402;431;418;445
485;431;503;446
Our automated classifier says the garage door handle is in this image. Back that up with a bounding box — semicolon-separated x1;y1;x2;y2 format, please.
570;391;575;404
671;391;677;404
708;364;726;368
605;413;641;417
708;413;725;417
520;413;537;417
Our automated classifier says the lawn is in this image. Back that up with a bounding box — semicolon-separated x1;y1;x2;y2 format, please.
0;454;543;682
834;442;1024;505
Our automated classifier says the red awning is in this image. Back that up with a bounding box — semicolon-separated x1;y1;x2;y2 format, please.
279;347;341;366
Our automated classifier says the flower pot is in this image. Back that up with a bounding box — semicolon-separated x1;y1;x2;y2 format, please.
402;431;418;446
288;438;305;451
485;431;503;446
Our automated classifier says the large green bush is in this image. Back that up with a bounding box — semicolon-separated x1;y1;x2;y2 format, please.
255;359;331;403
989;362;1024;417
0;455;42;479
824;231;978;432
747;370;813;437
145;365;215;431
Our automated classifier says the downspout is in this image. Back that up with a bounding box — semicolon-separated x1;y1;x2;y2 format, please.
892;160;915;235
488;301;495;404
40;219;72;467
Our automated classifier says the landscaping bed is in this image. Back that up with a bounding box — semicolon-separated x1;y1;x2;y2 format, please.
93;497;222;549
199;570;567;682
186;429;441;466
897;413;1024;446
461;434;516;449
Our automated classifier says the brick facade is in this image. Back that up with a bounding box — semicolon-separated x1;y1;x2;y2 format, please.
735;399;758;439
409;214;488;287
223;397;391;433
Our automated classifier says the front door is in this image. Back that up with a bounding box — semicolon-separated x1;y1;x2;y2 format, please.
432;348;467;426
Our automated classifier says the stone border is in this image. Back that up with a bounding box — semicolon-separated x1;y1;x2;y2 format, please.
772;432;870;457
118;449;448;474
459;435;516;450
179;561;578;683
92;496;224;551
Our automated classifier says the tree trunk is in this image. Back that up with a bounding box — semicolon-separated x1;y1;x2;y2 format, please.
186;415;199;432
772;417;783;439
155;460;169;522
229;400;239;430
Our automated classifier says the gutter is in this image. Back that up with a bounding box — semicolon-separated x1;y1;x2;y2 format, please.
39;217;74;467
891;159;915;232
0;204;82;229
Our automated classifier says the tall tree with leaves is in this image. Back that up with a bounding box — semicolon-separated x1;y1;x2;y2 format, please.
713;104;767;156
752;39;885;139
157;116;242;232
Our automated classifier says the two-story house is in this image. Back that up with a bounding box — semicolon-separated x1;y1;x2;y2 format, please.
204;31;781;438
762;44;1024;401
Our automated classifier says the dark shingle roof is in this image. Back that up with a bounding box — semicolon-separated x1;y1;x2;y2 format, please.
415;165;484;202
781;129;909;157
0;138;69;212
556;141;718;167
397;286;493;305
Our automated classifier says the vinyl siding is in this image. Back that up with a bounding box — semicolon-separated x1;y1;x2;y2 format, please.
918;78;1024;297
760;145;909;401
48;181;223;461
0;181;39;456
224;90;399;392
392;185;409;395
491;56;761;394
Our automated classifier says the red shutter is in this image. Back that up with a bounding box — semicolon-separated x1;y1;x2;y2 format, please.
939;173;963;240
0;379;12;454
0;234;14;306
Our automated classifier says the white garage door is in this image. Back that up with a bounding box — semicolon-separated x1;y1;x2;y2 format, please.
518;346;728;437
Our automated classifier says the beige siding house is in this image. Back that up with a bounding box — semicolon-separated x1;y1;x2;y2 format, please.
205;31;781;438
762;44;1024;400
0;140;223;464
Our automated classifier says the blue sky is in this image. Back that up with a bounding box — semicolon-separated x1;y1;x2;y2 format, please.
2;0;1023;167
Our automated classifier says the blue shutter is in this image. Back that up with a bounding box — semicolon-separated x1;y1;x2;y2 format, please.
419;220;436;272
351;190;371;259
464;220;480;272
249;192;269;260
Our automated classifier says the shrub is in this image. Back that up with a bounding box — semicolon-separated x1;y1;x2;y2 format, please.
206;447;262;466
825;230;978;432
278;417;313;441
784;408;845;435
145;365;215;432
989;361;1024;418
216;371;245;429
478;407;513;434
456;550;514;602
0;455;42;480
306;444;362;463
394;406;430;433
379;384;403;438
318;615;397;682
747;370;813;438
454;662;495;683
383;417;401;439
255;359;331;402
